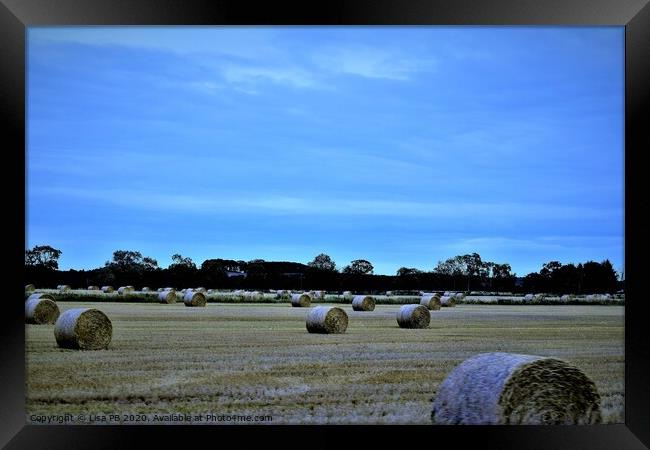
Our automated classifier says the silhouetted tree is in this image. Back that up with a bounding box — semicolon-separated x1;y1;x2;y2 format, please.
308;253;337;272
25;245;62;270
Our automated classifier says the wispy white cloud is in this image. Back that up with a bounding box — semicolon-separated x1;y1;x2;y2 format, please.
220;64;318;89
35;186;619;221
313;45;435;80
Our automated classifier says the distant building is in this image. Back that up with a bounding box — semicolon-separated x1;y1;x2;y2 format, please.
226;271;247;278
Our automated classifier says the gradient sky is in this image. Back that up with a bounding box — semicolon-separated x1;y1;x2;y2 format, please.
26;26;624;276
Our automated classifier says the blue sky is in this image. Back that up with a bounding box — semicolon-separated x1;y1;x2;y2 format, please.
26;27;624;276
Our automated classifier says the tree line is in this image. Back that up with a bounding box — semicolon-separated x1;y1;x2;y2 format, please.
24;245;622;294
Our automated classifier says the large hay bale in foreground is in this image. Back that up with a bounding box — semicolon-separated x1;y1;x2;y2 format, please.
25;294;60;324
440;295;456;307
420;294;441;310
159;289;177;304
396;304;430;329
25;284;36;292
431;352;601;425
101;286;114;293
54;308;112;350
306;306;348;334
291;293;311;307
352;295;375;311
183;291;206;307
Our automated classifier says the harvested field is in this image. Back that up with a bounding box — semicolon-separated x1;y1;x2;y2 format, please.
25;303;624;425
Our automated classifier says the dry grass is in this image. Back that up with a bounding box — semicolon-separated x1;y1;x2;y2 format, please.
26;303;624;425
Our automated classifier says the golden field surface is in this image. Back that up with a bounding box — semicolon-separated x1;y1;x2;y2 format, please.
26;302;624;425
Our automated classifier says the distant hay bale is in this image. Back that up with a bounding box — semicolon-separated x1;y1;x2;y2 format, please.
443;291;453;297
454;292;466;300
312;290;325;300
158;289;177;304
440;296;456;307
276;289;290;299
117;286;134;295
291;293;311;307
385;290;393;296
57;285;71;292
342;290;352;296
101;286;114;293
396;304;431;329
306;306;348;334
141;287;150;292
352;295;375;311
523;294;535;302
25;284;36;292
25;294;59;324
561;294;575;302
195;287;207;294
431;352;601;425
54;308;112;350
157;288;164;292
126;285;134;290
183;291;206;307
87;286;100;291
420;294;441;310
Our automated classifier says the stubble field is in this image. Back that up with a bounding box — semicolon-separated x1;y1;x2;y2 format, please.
26;302;624;424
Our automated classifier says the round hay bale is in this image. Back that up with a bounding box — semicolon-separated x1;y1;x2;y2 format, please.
560;294;574;302
117;286;133;295
276;289;289;299
396;304;430;329
25;284;36;292
157;288;164;292
158;289;177;304
195;287;207;294
87;286;100;291
523;293;534;302
420;294;441;310
431;352;601;425
440;295;456;307
312;290;325;300
385;290;393;296
183;291;206;307
58;285;71;292
443;291;453;297
141;287;150;292
306;306;348;334
25;294;60;324
54;308;112;350
454;292;466;300
126;285;134;290
291;293;311;307
352;295;375;311
101;286;114;293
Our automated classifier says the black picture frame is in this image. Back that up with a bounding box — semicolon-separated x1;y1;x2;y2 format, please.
2;0;648;448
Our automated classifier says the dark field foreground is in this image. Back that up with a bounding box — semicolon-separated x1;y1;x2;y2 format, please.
26;303;624;424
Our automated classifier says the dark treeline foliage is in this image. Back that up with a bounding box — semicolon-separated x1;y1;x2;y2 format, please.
24;246;622;294
522;260;620;294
